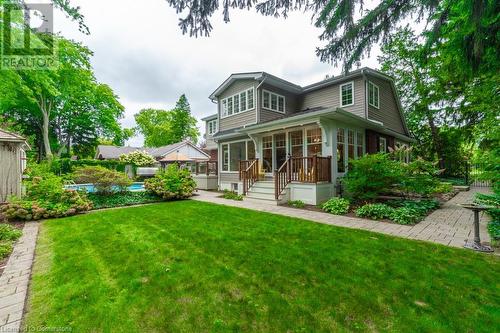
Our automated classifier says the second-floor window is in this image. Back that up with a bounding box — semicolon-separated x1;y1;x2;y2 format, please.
368;81;380;108
207;119;217;135
340;82;354;107
221;88;255;118
262;90;285;113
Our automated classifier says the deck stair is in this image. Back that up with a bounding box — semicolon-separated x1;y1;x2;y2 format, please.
246;181;281;202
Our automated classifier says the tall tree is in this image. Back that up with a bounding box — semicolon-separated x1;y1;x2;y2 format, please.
135;95;200;147
164;0;499;73
0;37;126;159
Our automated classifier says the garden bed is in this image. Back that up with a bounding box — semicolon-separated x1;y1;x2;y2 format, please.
0;220;24;275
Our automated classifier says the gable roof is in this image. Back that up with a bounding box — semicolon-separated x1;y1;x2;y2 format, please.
206;67;410;137
0;128;26;143
96;141;209;160
209;72;302;100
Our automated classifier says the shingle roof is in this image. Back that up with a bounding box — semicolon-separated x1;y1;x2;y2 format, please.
0;128;26;142
96;141;209;160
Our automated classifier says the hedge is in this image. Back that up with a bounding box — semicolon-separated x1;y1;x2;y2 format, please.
50;158;130;175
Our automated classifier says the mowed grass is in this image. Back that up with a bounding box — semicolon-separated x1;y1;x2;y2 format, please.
25;201;499;332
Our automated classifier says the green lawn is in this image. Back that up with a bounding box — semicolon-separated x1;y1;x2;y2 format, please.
26;201;499;332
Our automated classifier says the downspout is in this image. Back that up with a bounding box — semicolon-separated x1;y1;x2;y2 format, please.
255;76;267;124
361;68;368;119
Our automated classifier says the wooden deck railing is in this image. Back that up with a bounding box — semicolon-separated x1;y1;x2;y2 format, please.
275;156;332;199
275;157;291;200
195;161;218;176
240;159;259;195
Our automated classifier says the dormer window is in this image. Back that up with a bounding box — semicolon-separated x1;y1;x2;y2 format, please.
262;90;285;113
221;88;255;118
207;119;218;135
340;82;354;107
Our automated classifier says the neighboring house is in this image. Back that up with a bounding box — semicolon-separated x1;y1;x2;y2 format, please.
203;67;413;204
0;129;29;203
95;141;210;166
201;113;218;161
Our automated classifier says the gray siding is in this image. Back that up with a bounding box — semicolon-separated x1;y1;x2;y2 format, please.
0;142;23;202
218;79;258;131
366;75;406;135
301;77;365;118
204;120;217;150
258;83;301;123
220;173;240;183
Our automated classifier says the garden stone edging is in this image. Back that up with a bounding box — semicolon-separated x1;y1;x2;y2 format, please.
0;222;39;331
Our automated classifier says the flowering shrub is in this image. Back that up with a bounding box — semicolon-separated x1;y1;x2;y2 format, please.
73;166;132;194
144;164;196;200
119;150;157;166
1;170;92;222
322;198;350;215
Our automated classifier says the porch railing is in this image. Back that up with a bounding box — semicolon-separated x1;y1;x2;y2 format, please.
240;159;259;195
195;161;218;176
275;156;332;199
275;157;291;200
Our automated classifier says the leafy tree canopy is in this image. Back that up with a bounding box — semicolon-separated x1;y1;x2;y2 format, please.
135;95;200;147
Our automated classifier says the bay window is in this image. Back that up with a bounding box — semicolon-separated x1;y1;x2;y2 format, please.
356;132;364;157
348;129;355;159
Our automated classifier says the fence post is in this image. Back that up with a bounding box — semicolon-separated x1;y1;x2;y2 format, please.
465;162;469;185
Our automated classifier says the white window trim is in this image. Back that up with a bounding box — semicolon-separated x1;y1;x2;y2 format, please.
261;89;286;114
220;139;255;173
207;119;218;135
368;81;380;109
220;88;255;119
379;137;387;152
339;81;355;107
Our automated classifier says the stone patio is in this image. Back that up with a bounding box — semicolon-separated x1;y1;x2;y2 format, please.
193;187;495;251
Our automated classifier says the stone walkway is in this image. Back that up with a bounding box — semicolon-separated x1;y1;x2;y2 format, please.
0;222;39;332
193;187;494;251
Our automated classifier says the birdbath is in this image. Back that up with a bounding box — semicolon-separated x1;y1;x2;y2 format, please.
459;203;494;253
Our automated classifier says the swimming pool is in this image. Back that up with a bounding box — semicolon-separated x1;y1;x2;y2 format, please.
64;182;145;192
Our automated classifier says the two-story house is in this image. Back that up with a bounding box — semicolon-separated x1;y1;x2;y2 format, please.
203;68;413;204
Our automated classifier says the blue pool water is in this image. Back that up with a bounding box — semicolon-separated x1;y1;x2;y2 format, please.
65;182;145;193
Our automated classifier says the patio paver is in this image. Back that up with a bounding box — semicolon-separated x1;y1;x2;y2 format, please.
0;222;39;332
192;187;495;251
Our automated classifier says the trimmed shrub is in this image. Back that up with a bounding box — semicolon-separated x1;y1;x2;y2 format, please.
119;150;156;166
322;198;350;215
344;153;403;201
145;164;196;200
355;204;394;220
222;190;243;201
288;200;305;208
50;158;128;175
73;166;132;194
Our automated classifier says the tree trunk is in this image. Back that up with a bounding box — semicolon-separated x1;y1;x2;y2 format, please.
38;95;53;160
427;115;445;169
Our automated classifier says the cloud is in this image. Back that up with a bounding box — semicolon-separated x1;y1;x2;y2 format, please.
53;0;381;147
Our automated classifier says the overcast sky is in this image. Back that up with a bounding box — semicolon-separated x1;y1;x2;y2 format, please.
53;0;381;146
